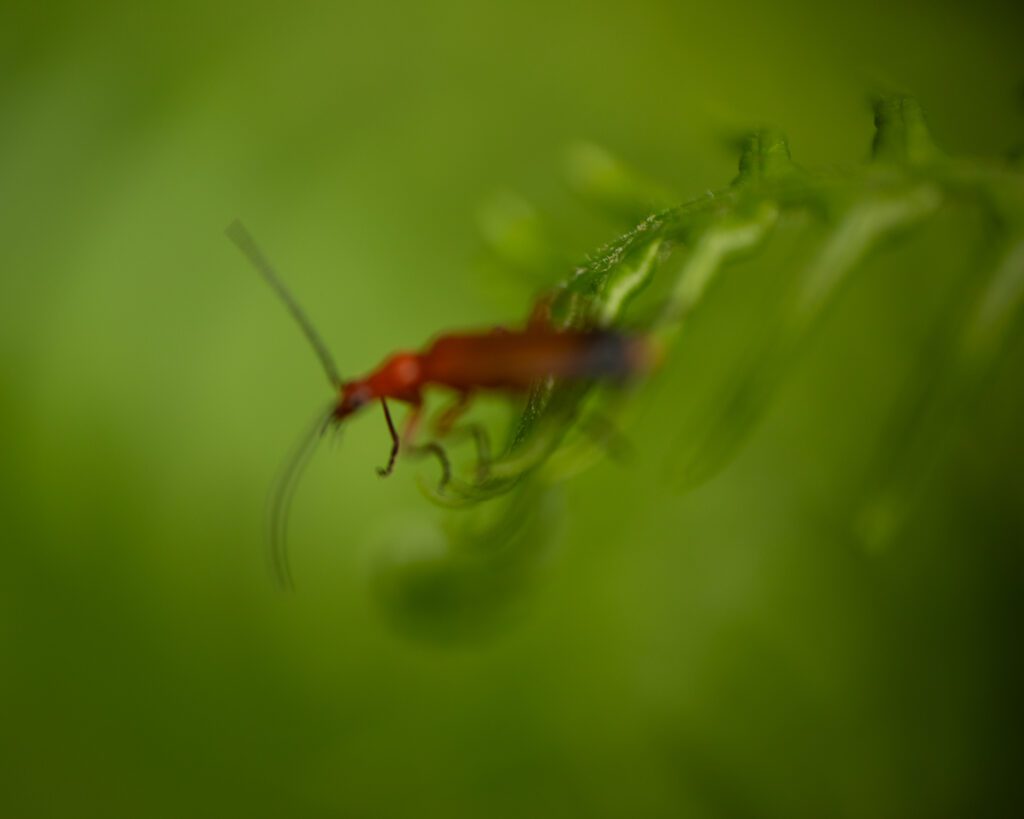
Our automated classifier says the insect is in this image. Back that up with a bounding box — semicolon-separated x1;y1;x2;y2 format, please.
226;220;653;587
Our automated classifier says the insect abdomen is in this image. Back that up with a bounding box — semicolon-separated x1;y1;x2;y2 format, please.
422;330;649;392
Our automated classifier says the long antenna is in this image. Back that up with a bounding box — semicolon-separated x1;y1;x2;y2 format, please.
226;220;343;387
266;401;337;589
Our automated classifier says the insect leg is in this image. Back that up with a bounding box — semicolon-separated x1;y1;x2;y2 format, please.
527;290;557;329
376;399;451;489
376;398;401;477
466;426;491;480
434;392;471;436
408;441;452;490
433;393;491;480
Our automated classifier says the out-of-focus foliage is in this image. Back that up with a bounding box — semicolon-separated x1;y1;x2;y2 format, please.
2;2;1023;818
390;96;1024;641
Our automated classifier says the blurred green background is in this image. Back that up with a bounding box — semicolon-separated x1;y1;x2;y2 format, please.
3;1;1023;816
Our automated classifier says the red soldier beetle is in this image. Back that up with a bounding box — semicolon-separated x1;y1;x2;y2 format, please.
227;220;654;586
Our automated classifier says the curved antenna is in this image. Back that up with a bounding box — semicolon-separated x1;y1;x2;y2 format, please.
226;220;343;388
266;402;337;589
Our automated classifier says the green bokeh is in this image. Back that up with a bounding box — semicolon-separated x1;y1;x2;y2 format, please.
2;2;1022;816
